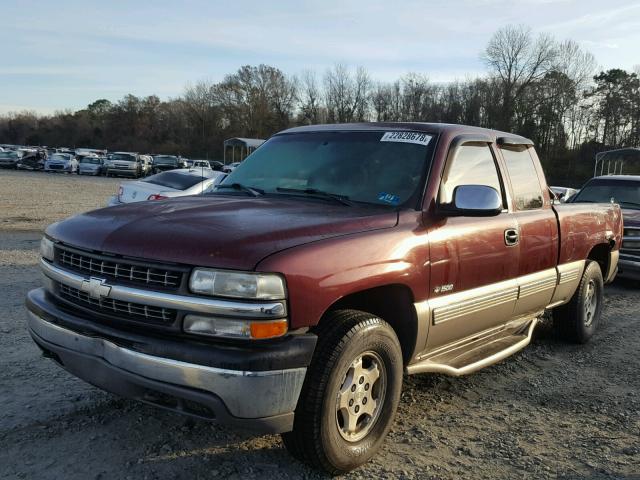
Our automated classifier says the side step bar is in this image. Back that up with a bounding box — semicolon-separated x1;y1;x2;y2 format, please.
406;318;538;377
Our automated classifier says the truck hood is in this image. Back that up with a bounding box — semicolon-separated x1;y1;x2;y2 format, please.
622;208;640;227
47;195;398;270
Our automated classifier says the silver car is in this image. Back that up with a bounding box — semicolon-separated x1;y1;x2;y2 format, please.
44;153;78;173
78;155;106;175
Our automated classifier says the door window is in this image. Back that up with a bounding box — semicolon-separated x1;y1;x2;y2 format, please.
440;143;503;205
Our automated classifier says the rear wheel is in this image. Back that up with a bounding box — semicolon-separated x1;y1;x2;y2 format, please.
282;309;403;474
554;260;604;343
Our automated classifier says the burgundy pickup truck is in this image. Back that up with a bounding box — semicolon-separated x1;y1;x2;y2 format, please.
26;123;622;473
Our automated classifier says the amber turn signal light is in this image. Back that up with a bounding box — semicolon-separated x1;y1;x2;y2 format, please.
250;319;288;339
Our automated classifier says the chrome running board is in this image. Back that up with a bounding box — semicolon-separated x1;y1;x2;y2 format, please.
406;317;538;377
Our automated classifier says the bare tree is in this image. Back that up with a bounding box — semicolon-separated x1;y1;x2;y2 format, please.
299;70;323;124
183;80;216;145
324;64;371;123
483;25;558;130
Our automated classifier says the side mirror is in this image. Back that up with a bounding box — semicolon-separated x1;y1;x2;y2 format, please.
440;185;503;217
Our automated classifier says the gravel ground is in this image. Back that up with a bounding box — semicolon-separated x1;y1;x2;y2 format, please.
0;170;119;231
1;170;639;479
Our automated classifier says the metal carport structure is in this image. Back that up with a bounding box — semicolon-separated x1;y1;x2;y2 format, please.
594;147;640;177
223;138;265;165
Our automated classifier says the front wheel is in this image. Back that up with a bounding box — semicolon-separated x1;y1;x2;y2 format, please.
554;260;604;343
282;310;403;474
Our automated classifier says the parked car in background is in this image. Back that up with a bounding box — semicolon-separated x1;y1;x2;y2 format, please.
107;168;225;206
551;186;578;202
44;153;78;173
105;152;147;178
190;160;211;169
0;149;22;168
29;123;622;474
571;175;640;281
222;161;241;173
78;155;106;176
140;155;153;176
76;148;107;157
16;149;44;170
209;160;224;171
152;155;184;173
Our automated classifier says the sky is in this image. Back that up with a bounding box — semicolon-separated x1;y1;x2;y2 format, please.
1;0;639;114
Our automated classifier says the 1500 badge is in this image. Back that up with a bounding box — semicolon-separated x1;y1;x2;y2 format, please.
434;284;454;294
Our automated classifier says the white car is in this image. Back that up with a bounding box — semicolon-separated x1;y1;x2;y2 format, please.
551;186;579;203
191;160;211;169
222;162;241;173
107;168;226;206
45;153;78;173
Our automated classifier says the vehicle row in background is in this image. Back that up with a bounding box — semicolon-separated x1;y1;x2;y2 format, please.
107;168;226;206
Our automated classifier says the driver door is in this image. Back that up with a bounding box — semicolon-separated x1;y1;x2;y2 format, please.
426;140;519;350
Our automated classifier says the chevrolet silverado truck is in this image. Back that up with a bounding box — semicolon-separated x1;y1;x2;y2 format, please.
26;123;622;474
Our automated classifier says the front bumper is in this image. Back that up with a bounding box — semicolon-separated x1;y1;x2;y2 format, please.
107;167;138;177
617;254;640;281
46;165;73;172
26;288;315;432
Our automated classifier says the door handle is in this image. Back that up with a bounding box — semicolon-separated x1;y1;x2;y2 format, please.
504;228;519;246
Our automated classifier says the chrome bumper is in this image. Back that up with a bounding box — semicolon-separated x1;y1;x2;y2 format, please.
27;311;306;424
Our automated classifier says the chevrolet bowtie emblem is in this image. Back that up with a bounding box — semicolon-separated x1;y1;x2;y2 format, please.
80;277;112;300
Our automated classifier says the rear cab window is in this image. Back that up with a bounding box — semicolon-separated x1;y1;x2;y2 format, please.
500;146;544;210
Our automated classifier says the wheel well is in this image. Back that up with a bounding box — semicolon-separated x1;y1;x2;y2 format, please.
587;243;611;276
319;284;417;365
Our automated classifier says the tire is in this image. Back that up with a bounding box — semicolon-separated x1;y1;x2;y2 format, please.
554;260;604;344
282;309;403;474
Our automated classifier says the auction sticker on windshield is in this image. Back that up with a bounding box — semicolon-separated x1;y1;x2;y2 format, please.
380;131;432;146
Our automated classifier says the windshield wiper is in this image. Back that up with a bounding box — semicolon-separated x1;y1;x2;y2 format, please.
276;187;353;206
216;183;264;197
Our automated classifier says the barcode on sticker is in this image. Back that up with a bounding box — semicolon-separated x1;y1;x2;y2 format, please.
380;131;432;146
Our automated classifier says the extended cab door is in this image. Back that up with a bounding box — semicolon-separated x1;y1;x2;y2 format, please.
497;141;559;317
426;137;519;350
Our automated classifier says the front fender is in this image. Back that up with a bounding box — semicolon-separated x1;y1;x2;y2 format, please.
256;212;429;329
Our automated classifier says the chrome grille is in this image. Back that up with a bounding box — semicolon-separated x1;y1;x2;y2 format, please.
59;283;176;323
57;247;182;289
623;227;640;252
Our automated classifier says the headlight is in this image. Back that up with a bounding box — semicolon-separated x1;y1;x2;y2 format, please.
40;237;54;261
189;269;286;300
183;315;288;340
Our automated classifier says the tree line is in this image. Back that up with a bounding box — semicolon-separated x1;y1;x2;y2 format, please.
1;25;639;185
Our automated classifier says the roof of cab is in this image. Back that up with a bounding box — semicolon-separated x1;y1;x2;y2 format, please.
278;122;533;144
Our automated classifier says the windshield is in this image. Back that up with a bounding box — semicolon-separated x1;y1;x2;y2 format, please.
214;131;435;207
573;179;640;210
50;154;70;162
111;153;136;162
0;151;17;159
143;171;207;190
80;157;102;164
154;155;178;165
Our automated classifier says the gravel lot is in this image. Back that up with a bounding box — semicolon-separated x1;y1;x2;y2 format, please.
1;170;639;479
